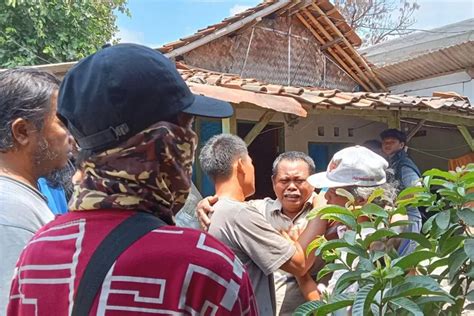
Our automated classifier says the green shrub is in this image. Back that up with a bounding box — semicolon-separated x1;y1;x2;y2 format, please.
294;164;473;316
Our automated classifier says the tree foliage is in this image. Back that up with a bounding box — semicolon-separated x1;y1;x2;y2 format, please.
0;0;129;67
334;0;420;46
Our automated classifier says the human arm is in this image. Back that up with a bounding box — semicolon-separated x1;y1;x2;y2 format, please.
295;273;321;301
195;195;218;231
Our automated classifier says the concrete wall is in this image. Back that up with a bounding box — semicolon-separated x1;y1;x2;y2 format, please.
235;108;470;172
389;71;474;101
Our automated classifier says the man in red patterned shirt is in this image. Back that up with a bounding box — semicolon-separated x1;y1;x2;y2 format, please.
8;44;258;315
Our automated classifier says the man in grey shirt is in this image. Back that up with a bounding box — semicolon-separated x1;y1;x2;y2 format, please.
200;134;323;315
0;69;71;313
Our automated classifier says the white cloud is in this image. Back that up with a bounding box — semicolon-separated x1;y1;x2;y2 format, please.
115;27;145;44
229;4;251;16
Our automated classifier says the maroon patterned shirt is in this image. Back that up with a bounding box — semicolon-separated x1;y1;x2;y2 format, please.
8;210;258;315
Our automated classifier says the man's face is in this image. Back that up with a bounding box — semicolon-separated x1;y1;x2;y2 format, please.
324;187;349;207
382;137;404;157
33;91;71;177
272;159;314;215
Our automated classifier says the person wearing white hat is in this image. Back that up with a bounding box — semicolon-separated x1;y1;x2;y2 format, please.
306;146;405;309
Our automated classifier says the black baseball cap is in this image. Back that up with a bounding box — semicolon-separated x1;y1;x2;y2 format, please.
380;129;407;143
58;43;233;152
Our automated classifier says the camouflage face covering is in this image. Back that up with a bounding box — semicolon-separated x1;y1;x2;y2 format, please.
69;121;197;224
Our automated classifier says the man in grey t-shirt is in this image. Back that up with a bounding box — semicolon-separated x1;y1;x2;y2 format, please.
0;69;71;313
200;134;320;315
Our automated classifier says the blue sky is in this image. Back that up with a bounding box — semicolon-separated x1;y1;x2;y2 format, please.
116;0;473;47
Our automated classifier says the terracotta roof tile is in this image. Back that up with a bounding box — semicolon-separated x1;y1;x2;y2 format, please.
177;65;473;117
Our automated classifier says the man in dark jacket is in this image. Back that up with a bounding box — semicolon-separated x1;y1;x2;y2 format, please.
380;128;422;254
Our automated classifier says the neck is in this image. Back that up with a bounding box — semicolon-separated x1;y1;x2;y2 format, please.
215;178;246;202
0;153;38;188
281;207;300;219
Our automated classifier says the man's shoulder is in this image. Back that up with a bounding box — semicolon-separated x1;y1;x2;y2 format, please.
214;198;265;219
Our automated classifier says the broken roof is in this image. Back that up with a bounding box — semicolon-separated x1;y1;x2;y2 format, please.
158;0;386;92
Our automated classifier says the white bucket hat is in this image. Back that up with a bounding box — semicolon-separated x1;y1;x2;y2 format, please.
307;146;388;188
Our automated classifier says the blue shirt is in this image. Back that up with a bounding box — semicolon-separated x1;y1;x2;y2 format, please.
37;178;68;215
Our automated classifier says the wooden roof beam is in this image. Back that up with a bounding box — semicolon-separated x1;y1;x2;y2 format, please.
457;125;474;151
302;9;377;91
295;13;372;91
243;110;275;146
310;3;388;91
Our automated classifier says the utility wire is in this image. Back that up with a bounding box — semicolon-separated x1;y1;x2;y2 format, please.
0;30;61;65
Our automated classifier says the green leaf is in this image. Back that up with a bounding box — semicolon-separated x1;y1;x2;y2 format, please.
448;247;468;282
422;215;435;234
415;295;455;306
467;290;474;303
316;205;355;218
360;203;388;218
427;258;449;274
367;188;384;204
438;235;465;257
389;297;424;316
316;293;353;315
393;250;437;269
435;210;450;230
464;238;474;261
398;186;426;199
383;276;447;302
343;230;356;245
458;208;474;226
363;228;398;248
351;283;381;316
316;240;351;256
383;266;404;279
293;300;324;316
306;236;327;258
423;168;457;181
320;213;357;230
317;263;347;281
397;232;432;249
334;271;362;294
389;219;413;228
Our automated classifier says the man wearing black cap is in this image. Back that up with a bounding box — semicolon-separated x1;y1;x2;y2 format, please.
7;44;257;315
380;128;422;254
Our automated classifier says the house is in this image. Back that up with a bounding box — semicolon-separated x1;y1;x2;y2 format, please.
361;18;474;174
27;0;473;198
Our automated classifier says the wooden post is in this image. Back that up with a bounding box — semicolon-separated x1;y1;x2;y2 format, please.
221;109;237;135
244;110;275;146
386;111;401;129
457;125;474;151
406;119;426;143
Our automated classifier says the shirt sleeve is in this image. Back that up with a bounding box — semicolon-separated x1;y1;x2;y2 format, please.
0;226;34;315
233;206;296;276
400;165;421;188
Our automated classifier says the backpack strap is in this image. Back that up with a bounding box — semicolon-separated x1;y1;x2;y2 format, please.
72;211;166;316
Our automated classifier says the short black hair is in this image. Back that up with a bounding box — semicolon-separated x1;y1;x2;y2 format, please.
272;151;316;177
380;129;407;143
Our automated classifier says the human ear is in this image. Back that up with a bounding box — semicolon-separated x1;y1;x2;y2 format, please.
11;118;35;146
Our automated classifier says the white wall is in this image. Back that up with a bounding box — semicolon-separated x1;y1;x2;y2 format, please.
389;71;473;101
235;108;471;172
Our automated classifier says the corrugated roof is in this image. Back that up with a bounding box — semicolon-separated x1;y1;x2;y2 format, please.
372;41;474;86
157;0;386;92
177;63;473;118
361;19;474;86
362;19;474;66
